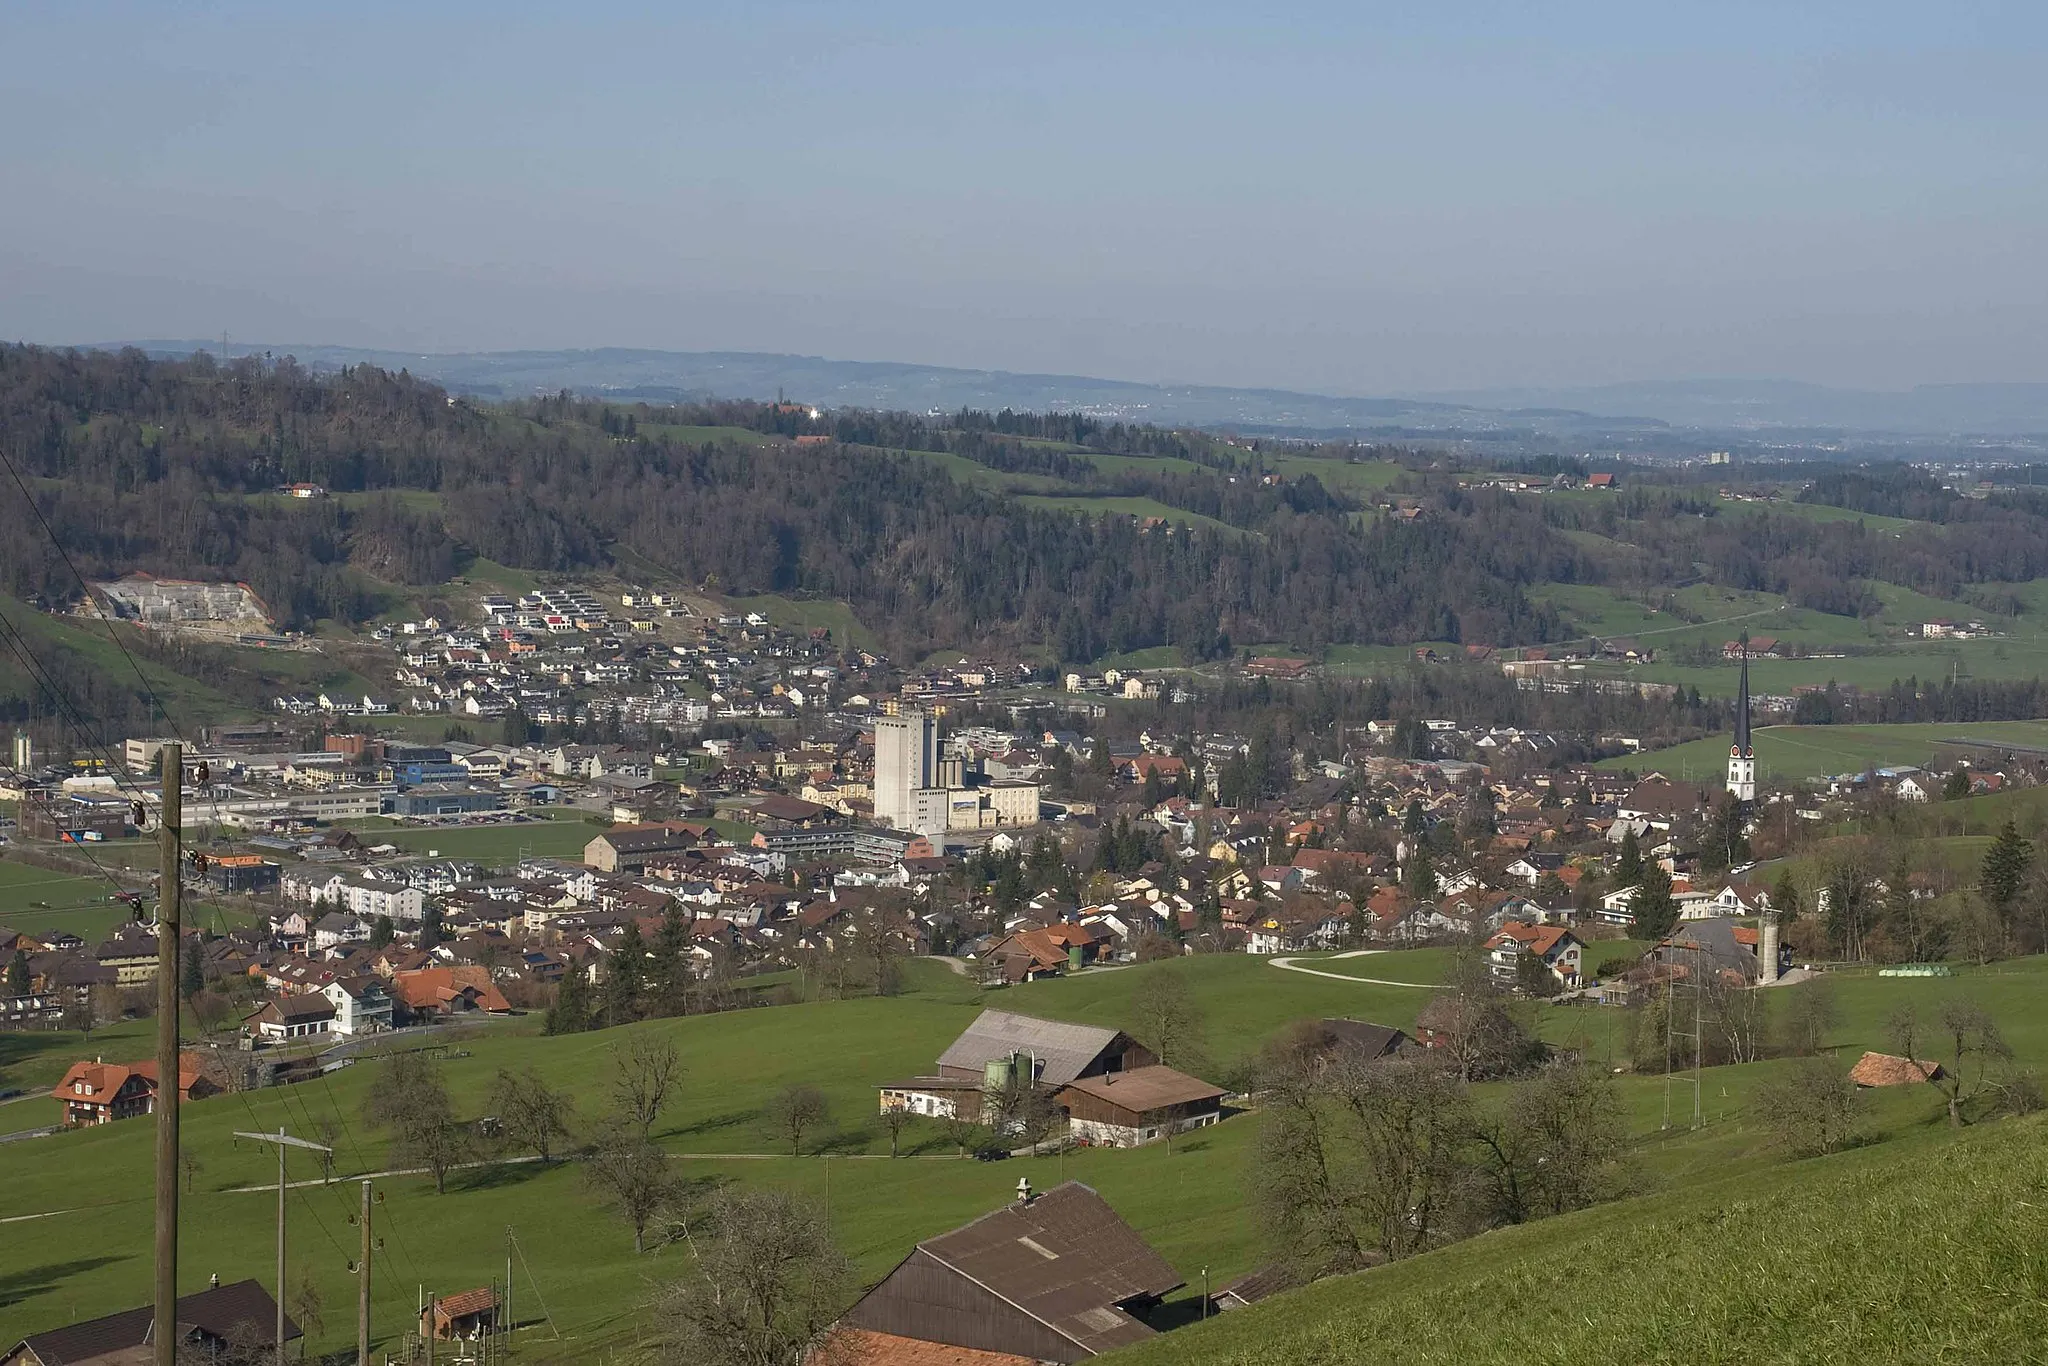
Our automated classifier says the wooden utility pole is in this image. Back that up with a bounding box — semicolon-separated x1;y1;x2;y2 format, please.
153;742;183;1366
235;1127;333;1366
505;1226;515;1361
358;1179;374;1366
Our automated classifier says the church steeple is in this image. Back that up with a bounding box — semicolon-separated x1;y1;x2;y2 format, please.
1728;634;1756;801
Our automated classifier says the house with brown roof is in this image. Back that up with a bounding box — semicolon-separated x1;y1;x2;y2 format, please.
878;1011;1156;1123
51;1052;221;1126
421;1288;499;1341
3;1279;296;1366
248;991;338;1040
1056;1066;1225;1147
821;1180;1183;1364
1847;1051;1946;1087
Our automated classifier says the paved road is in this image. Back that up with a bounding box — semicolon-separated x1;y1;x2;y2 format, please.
1267;949;1438;988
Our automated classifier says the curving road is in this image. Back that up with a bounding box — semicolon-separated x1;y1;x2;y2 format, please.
1267;949;1439;987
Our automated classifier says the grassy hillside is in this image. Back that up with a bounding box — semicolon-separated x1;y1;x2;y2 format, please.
4;951;2043;1360
1107;1113;2048;1365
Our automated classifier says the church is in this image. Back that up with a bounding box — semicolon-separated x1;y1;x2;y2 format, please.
1726;639;1755;801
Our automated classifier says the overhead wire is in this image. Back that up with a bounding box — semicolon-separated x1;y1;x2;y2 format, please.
3;458;433;1296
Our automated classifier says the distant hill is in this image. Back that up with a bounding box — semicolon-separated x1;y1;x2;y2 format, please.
1420;376;2048;436
92;342;2048;437
98;341;1655;439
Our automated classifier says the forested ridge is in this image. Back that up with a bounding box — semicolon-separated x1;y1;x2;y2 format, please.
12;345;2048;668
0;345;1572;657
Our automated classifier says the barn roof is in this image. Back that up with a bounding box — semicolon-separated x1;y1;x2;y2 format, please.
936;1011;1125;1088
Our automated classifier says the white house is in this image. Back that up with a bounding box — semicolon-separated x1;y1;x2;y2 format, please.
322;976;394;1035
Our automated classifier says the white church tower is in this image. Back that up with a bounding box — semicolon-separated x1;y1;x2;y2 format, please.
1726;637;1756;802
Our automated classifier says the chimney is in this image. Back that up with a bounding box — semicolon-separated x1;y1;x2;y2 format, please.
1015;1176;1033;1205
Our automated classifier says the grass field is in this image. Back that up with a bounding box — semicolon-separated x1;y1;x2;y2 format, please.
340;811;606;863
725;594;879;651
1114;1110;2048;1365
1017;496;1239;534
0;859;142;944
4;952;2043;1360
1266;455;1407;494
1601;720;2048;783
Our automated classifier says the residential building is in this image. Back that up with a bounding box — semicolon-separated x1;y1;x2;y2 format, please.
250;992;338;1039
323;976;394;1035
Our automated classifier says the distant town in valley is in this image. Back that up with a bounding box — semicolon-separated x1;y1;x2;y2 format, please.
2;344;2046;1365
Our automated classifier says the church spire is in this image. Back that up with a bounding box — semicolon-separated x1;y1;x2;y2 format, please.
1727;633;1756;801
1734;634;1752;758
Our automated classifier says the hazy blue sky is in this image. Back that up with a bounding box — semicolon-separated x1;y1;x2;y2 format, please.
4;2;2045;393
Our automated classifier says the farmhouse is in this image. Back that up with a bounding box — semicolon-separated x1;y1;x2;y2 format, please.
878;1010;1156;1122
823;1180;1184;1363
2;1279;298;1366
1057;1066;1225;1148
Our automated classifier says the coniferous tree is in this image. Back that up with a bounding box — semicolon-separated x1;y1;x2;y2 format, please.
1979;819;2033;926
180;941;204;999
545;961;593;1035
1615;827;1643;888
1631;860;1678;942
602;921;648;1026
6;949;30;999
648;906;690;1017
417;903;446;949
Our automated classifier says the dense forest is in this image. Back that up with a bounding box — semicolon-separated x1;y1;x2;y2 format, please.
9;345;2048;672
0;345;1571;657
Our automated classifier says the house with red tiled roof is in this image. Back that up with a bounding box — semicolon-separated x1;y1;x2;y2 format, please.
1484;921;1583;989
51;1052;220;1126
388;965;512;1022
1847;1051;1946;1087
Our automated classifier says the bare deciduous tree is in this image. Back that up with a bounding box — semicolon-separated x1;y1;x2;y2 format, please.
1775;979;1840;1057
584;1125;676;1254
612;1035;682;1141
766;1084;831;1157
652;1188;850;1366
490;1065;576;1163
879;1104;912;1159
1469;1062;1628;1225
1129;968;1206;1071
1756;1055;1867;1155
362;1051;467;1193
1929;999;2014;1128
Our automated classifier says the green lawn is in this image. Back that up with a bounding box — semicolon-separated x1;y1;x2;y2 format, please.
1017;496;1239;535
0;859;140;944
1601;720;2048;783
1266;455;1407;494
342;811;604;863
6;954;2044;1361
724;594;879;652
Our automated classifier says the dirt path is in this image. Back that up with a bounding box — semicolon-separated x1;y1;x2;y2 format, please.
1267;949;1439;988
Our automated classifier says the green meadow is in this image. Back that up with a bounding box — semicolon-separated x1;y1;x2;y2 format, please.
2;952;2044;1360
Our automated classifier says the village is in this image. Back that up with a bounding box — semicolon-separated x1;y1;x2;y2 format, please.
4;616;2045;1363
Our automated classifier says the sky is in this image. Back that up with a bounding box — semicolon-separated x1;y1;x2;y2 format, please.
3;1;2046;394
